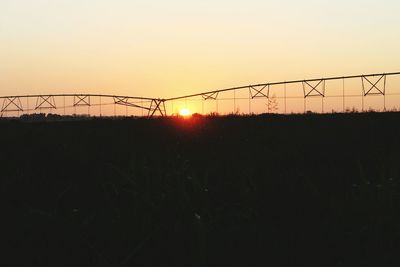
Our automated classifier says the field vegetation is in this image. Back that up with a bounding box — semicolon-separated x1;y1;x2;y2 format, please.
1;112;400;266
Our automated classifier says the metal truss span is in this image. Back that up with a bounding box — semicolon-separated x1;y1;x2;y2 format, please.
166;72;400;101
1;72;400;117
0;94;167;118
165;72;400;115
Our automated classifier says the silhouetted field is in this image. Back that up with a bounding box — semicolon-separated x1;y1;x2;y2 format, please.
1;112;400;266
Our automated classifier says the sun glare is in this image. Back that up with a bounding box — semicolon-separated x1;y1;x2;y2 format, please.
179;108;191;117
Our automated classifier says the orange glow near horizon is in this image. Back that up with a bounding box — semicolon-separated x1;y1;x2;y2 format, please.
179;108;192;117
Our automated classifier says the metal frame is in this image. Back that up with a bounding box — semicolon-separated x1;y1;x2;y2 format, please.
166;72;400;101
0;72;399;117
35;96;56;110
1;97;24;112
302;80;325;97
113;96;150;110
362;74;386;96
202;92;219;100
148;99;167;117
74;95;90;106
0;94;162;117
249;85;270;99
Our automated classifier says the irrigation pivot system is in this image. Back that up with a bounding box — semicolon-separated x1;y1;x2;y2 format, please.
0;94;167;118
1;72;400;118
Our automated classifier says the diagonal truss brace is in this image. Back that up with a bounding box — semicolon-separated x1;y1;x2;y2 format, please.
113;97;150;110
302;80;325;97
202;92;219;100
249;85;270;99
35;96;56;109
362;75;386;96
1;97;24;112
74;95;90;106
148;99;167;117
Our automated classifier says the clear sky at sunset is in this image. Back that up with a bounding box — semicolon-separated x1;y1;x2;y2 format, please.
1;0;400;98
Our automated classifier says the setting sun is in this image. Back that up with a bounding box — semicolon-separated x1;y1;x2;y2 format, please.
179;108;191;117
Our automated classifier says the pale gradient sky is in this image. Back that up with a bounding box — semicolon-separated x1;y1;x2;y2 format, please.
1;0;399;98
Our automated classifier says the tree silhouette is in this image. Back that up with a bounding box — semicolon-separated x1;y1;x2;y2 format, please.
267;94;278;113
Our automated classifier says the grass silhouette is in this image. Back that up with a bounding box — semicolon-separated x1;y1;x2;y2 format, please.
1;112;400;266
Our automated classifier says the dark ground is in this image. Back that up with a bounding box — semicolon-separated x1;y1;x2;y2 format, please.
1;112;400;267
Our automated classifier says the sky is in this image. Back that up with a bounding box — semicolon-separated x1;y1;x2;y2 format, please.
1;0;400;99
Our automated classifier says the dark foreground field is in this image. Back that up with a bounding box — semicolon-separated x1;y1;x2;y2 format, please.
1;113;400;266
